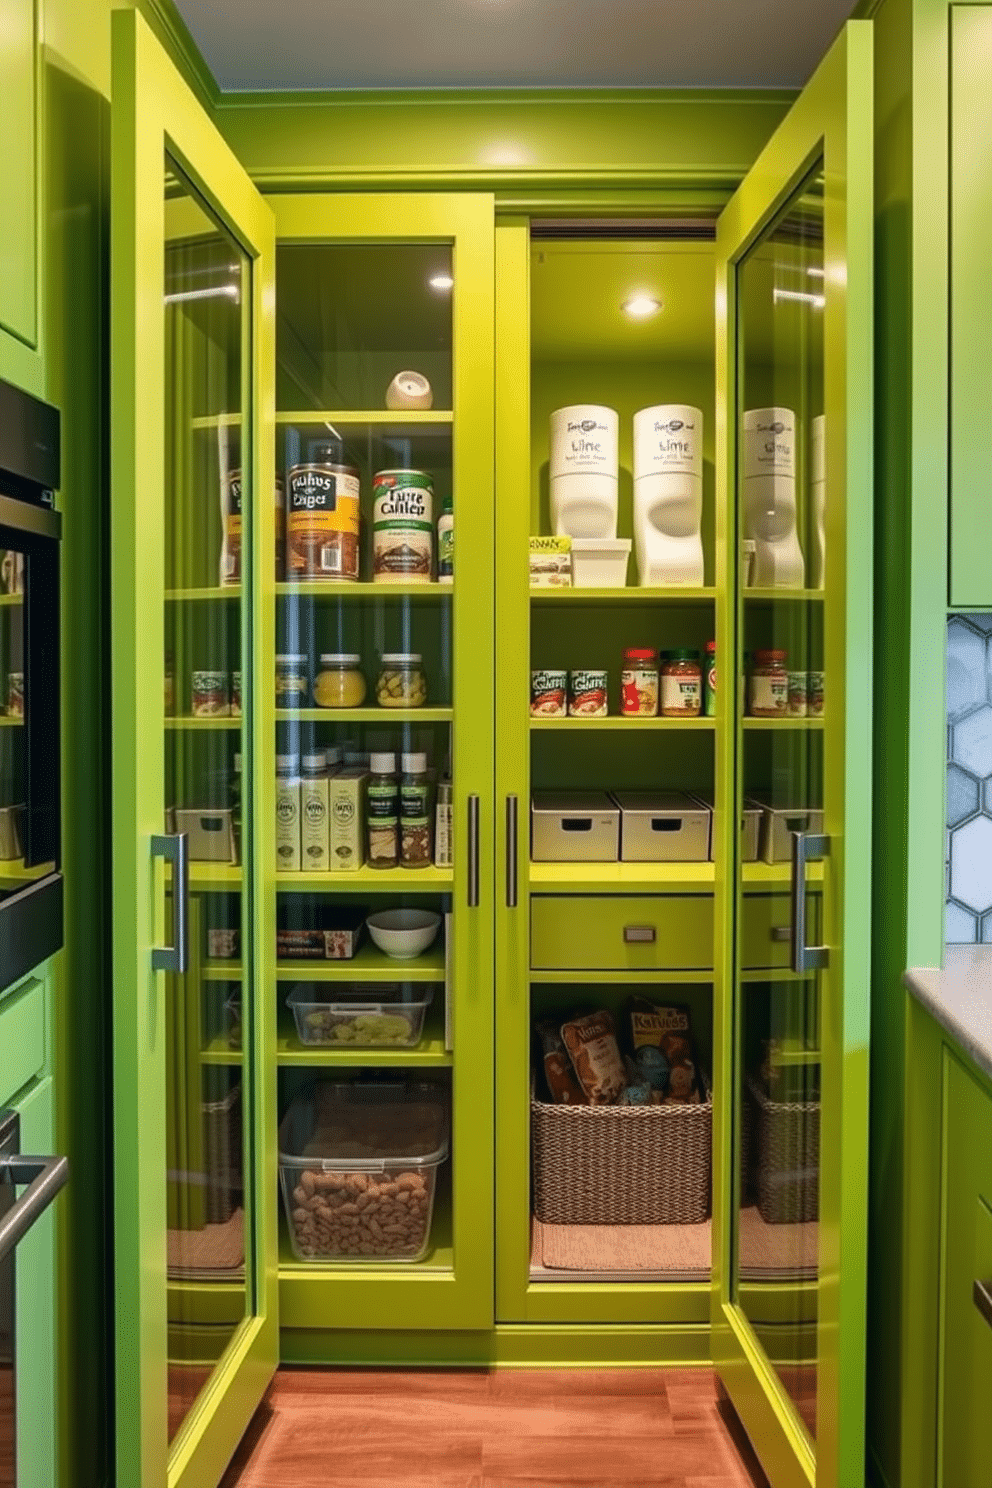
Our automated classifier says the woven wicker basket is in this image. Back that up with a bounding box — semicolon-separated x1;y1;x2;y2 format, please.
531;1081;712;1226
203;1082;242;1225
746;1074;819;1226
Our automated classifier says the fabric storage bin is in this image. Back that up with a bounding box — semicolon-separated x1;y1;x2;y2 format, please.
746;1073;820;1225
531;1080;712;1225
531;791;619;862
279;1079;449;1262
202;1082;242;1225
286;983;434;1048
611;790;710;862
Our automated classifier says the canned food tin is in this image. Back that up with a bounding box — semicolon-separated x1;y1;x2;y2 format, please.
808;670;825;717
372;470;434;583
7;672;23;718
286;444;361;582
192;670;230;717
787;671;808;717
530;670;567;718
569;669;609;717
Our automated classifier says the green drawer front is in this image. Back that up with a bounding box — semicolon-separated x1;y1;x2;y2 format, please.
0;976;46;1105
531;895;714;972
740;893;820;972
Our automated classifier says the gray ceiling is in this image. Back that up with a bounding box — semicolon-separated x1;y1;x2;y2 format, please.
174;0;860;92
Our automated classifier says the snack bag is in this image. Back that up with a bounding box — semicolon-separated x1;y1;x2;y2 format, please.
536;1018;587;1105
618;1055;652;1105
561;1010;626;1105
629;999;703;1104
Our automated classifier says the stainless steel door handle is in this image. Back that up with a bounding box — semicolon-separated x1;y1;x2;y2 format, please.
467;796;480;908
0;1152;69;1262
974;1279;992;1330
506;795;518;909
790;830;829;974
151;831;189;973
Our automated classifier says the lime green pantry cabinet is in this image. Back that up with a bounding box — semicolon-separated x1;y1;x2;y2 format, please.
0;0;40;360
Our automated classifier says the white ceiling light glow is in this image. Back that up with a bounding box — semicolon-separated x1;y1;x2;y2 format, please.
622;294;662;319
428;273;454;292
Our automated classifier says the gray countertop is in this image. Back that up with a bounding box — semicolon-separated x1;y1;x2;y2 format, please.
904;947;992;1081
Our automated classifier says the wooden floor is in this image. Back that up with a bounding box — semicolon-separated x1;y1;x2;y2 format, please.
220;1366;770;1488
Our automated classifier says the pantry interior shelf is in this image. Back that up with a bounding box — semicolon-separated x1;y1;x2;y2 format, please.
166;862;242;889
274;947;445;982
530;587;717;604
0;595;22;608
275;1002;450;1067
744;588;825;602
531;968;715;985
165;586;240;602
529;717;716;731
276;865;453;893
276;582;450;602
742;860;824;885
0;717;23;728
529;861;715;892
742;717;825;731
276;707;452;725
166;717;240;730
275;410;452;429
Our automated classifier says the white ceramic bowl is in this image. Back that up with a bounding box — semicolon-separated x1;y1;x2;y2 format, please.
366;908;441;960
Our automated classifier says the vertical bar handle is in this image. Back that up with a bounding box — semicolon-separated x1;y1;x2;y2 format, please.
151;832;189;974
467;795;480;908
790;830;829;974
506;795;518;909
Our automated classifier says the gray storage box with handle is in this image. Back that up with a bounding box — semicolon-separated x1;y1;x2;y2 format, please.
690;790;760;862
531;791;619;862
611;789;710;862
747;797;824;865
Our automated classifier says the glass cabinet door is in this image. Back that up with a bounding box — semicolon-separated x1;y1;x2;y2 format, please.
110;14;276;1488
713;23;872;1488
267;196;495;1335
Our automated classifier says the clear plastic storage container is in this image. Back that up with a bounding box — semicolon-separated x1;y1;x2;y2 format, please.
279;1080;450;1263
286;983;435;1048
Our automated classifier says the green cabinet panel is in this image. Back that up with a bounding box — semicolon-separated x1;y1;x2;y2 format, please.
531;894;714;972
949;6;992;607
941;1054;992;1488
0;0;38;348
740;894;820;973
11;1075;57;1488
0;977;46;1104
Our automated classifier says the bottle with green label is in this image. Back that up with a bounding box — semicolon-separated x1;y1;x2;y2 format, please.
401;752;433;868
704;639;716;717
437;500;453;584
366;753;399;869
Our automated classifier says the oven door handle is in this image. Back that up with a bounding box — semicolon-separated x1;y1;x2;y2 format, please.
0;1152;68;1262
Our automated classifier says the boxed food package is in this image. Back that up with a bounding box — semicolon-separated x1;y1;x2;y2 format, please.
529;535;572;587
531;790;619;863
279;1080;450;1262
611;789;710;862
329;767;368;872
276;905;365;961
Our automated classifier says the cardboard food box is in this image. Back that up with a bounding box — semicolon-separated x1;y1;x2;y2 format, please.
611;790;710;862
531;791;619;862
529;536;572;588
329;767;368;872
276;906;366;961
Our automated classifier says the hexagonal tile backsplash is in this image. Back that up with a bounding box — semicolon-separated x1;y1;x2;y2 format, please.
946;615;992;941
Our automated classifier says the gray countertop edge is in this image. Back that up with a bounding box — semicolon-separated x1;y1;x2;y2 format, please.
904;947;992;1083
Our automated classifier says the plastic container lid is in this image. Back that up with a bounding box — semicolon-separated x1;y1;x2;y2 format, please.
302;753;326;773
276;654;307;667
623;648;656;661
381;653;423;665
369;752;396;773
706;640;716;653
402;752;428;773
754;649;787;664
279;1080;450;1171
319;653;362;667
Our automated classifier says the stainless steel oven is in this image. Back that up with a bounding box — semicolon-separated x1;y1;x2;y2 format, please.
0;1110;67;1486
0;377;62;996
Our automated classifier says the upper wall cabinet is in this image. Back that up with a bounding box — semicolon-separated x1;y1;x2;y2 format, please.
0;0;38;354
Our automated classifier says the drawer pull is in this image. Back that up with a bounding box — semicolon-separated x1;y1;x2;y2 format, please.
771;927;790;943
561;817;593;832
650;818;682;832
974;1279;992;1330
624;925;656;944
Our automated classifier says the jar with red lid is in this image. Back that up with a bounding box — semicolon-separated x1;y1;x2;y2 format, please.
660;649;702;717
749;649;789;716
621;648;658;716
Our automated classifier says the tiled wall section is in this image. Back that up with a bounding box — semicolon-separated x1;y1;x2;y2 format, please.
947;614;992;941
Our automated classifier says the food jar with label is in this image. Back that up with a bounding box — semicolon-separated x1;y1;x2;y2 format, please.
749;650;789;716
660;650;702;717
192;670;230;717
164;653;175;717
376;654;427;708
400;752;433;867
620;648;658;717
372;470;433;583
314;654;367;708
366;752;399;868
286;442;361;582
787;670;808;717
7;672;23;719
437;501;453;584
531;669;568;718
231;670;242;718
808;670;825;717
276;654;309;707
704;640;716;717
568;670;608;717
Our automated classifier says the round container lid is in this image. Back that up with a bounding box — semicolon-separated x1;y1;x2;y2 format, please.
381;653;423;665
369;752;397;773
319;652;362;666
663;648;701;661
373;468;433;484
402;752;428;773
276;754;298;770
276;653;307;666
754;648;787;663
302;753;326;771
706;640;716;653
623;648;656;661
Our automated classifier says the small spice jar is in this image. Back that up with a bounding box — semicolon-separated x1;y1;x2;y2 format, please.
568;669;608;717
231;670;242;718
376;653;427;708
531;670;567;718
620;649;658;717
808;670;825;717
749;650;789;716
314;653;366;708
787;670;808;717
704;641;716;717
192;670;230;717
660;649;702;717
164;653;175;717
275;653;309;707
7;672;23;719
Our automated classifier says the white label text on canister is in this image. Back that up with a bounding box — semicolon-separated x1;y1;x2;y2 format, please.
549;406;619;479
660;672;701;715
286;460;361;580
749;673;789;715
530;670;567;718
633;405;703;479
568;670;608;717
373;470;434;583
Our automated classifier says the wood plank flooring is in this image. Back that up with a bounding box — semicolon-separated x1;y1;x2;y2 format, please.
220;1367;770;1488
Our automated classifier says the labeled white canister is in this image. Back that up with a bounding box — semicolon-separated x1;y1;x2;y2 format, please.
810;414;825;589
632;404;705;586
741;407;805;589
549;404;619;539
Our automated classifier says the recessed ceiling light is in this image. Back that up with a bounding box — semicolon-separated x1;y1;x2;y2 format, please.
429;273;454;292
622;294;661;319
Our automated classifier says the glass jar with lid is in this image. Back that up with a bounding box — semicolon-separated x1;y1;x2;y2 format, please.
620;648;658;716
748;649;789;717
313;653;366;708
660;649;703;717
275;653;309;707
376;653;427;708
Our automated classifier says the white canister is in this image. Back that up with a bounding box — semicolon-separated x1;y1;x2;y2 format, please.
741;407;805;589
810;414;826;589
385;370;433;410
632;404;705;586
549;404;619;539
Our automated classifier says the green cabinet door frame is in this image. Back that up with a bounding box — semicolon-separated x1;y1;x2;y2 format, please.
712;23;873;1488
110;11;278;1488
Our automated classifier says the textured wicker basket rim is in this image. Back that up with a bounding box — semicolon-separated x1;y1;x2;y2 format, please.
745;1071;819;1117
531;1073;712;1111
